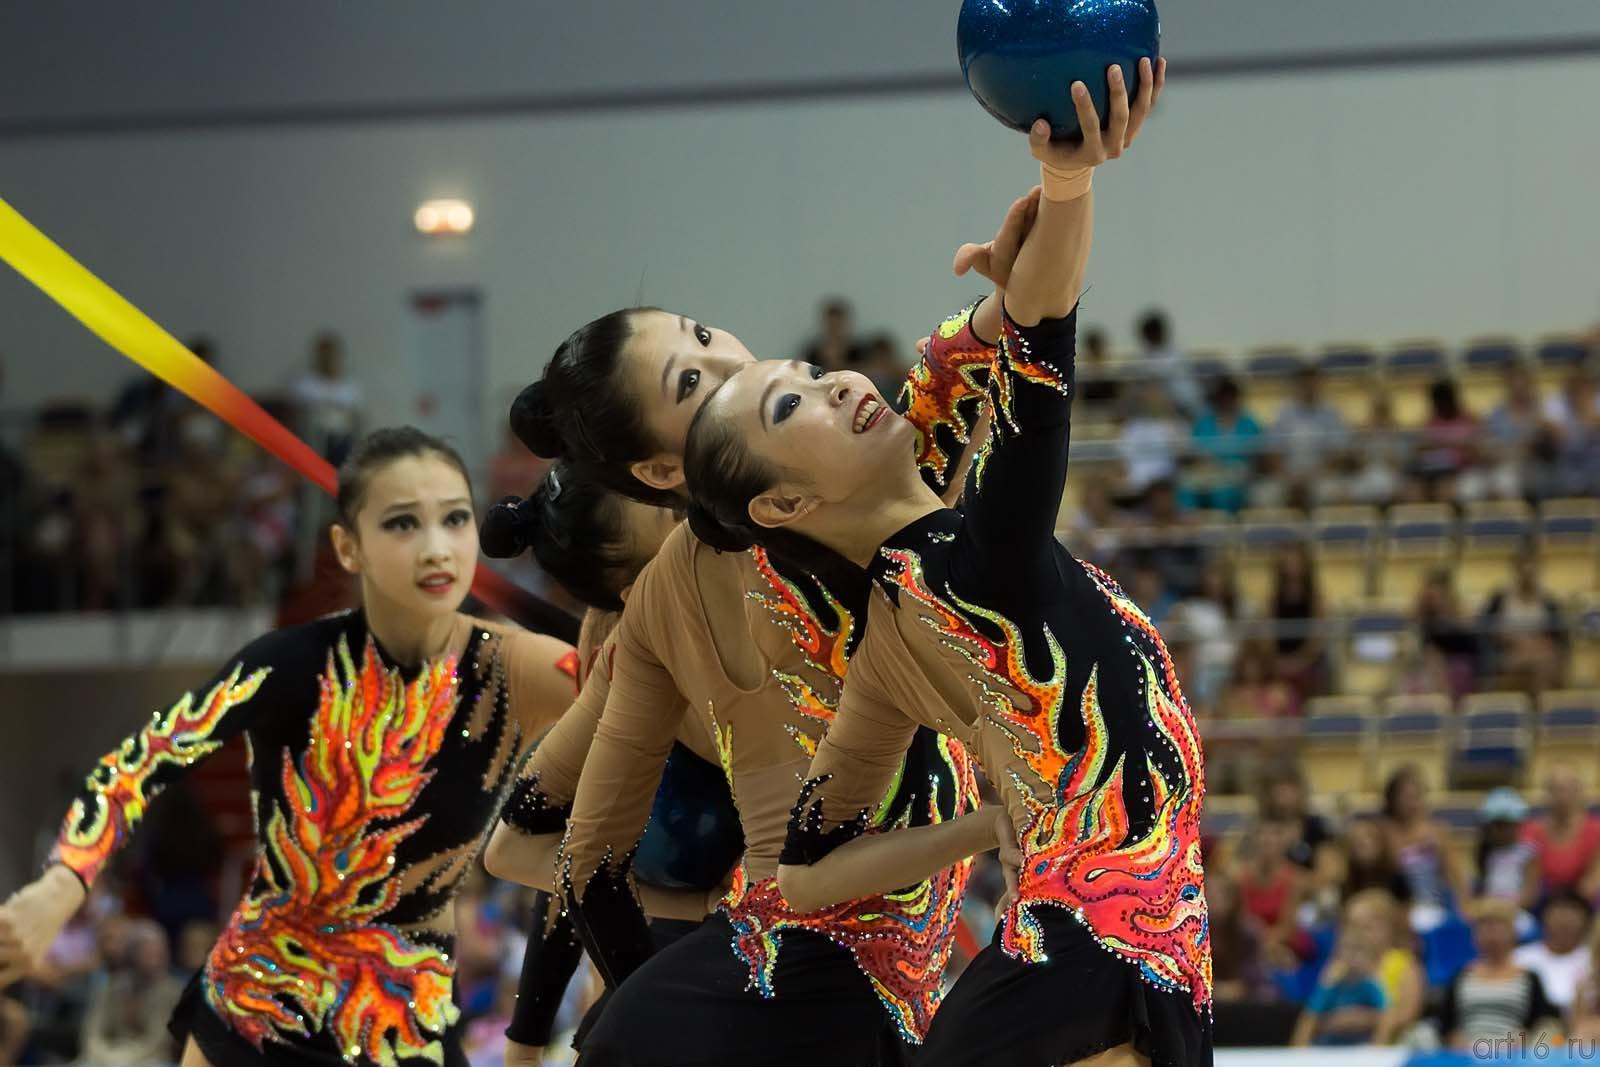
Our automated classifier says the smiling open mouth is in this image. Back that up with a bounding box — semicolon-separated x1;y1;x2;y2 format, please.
853;395;885;433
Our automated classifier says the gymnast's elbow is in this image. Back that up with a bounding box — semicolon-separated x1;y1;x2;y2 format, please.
776;862;832;914
483;822;548;888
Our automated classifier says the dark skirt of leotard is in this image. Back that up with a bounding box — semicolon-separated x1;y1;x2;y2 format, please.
169;973;469;1067
919;906;1213;1067
577;912;905;1067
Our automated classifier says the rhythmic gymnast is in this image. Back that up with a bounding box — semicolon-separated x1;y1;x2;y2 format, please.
476;467;744;1063
0;428;582;1067
481;257;1030;1062
684;61;1212;1067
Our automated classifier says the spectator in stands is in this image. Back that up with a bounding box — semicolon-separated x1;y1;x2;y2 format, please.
1486;362;1550;499
1135;480;1204;596
1342;814;1413;904
1055;474;1123;565
109;335;215;463
1514;892;1594;1014
1135;308;1202;419
1475;788;1540;914
1273;366;1349;485
1127;559;1178;628
1414;379;1485;500
77;918;183;1067
1116;378;1186;501
158;413;238;605
1567;922;1600;1042
1383;765;1470;930
858;332;908;399
1258;765;1333;873
1437;898;1560;1050
1291;916;1388;1047
1340;392;1411;507
1173;559;1242;711
1077;327;1123;416
1344;888;1427;1043
291;331;363;464
1480;553;1567;692
1270;543;1327;705
70;433;139;610
0;354;29;613
1525;767;1600;901
1414;568;1481;701
1237;816;1311;970
1547;370;1600;498
798;296;866;372
1221;639;1295;720
1186;375;1262;513
1207;871;1272;1003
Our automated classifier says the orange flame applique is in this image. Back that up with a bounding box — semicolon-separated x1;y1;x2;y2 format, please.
53;666;270;887
880;546;1211;1012
730;548;981;1040
721;733;977;1042
745;547;853;756
899;302;996;488
204;637;464;1066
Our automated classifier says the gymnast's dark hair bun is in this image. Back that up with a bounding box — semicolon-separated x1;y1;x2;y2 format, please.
480;495;536;559
510;382;564;459
686;501;757;554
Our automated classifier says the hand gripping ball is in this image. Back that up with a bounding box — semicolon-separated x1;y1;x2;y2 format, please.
958;0;1161;140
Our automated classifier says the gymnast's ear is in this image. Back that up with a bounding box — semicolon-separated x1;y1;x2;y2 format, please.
630;453;685;492
329;522;363;575
748;486;819;530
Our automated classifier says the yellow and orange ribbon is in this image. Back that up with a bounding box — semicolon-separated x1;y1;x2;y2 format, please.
0;196;548;625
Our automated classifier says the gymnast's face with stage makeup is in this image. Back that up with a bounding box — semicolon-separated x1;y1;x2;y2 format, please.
512;308;755;501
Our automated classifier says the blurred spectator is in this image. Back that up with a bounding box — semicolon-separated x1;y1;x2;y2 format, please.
1077;328;1122;415
1236;817;1310;970
1436;898;1559;1050
1414;379;1485;499
177;920;219;975
1486;362;1552;499
1116;379;1185;499
1185;376;1262;513
1524;767;1600;901
109;335;216;463
291;331;364;465
77;918;183;1067
1135;309;1202;418
228;443;299;606
859;333;907;399
0;354;24;611
1221;640;1295;720
1343;394;1410;506
1291;914;1389;1046
1568;922;1600;1042
1056;475;1123;565
1207;871;1272;1003
1345;889;1427;1042
159;414;239;605
1342;814;1413;904
1132;480;1203;596
70;433;139;610
798;297;865;372
1479;554;1566;692
1474;788;1539;913
1513;892;1594;1013
1258;765;1334;873
1546;370;1600;497
1272;366;1349;485
1173;560;1242;711
1126;560;1177;628
1383;766;1469;930
1414;568;1481;701
1269;544;1326;705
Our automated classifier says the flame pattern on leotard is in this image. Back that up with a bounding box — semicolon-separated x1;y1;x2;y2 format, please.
203;638;464;1066
53;667;270;887
877;545;1212;1013
899;301;996;490
718;548;979;1041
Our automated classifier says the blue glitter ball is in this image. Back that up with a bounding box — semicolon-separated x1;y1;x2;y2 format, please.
958;0;1161;140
